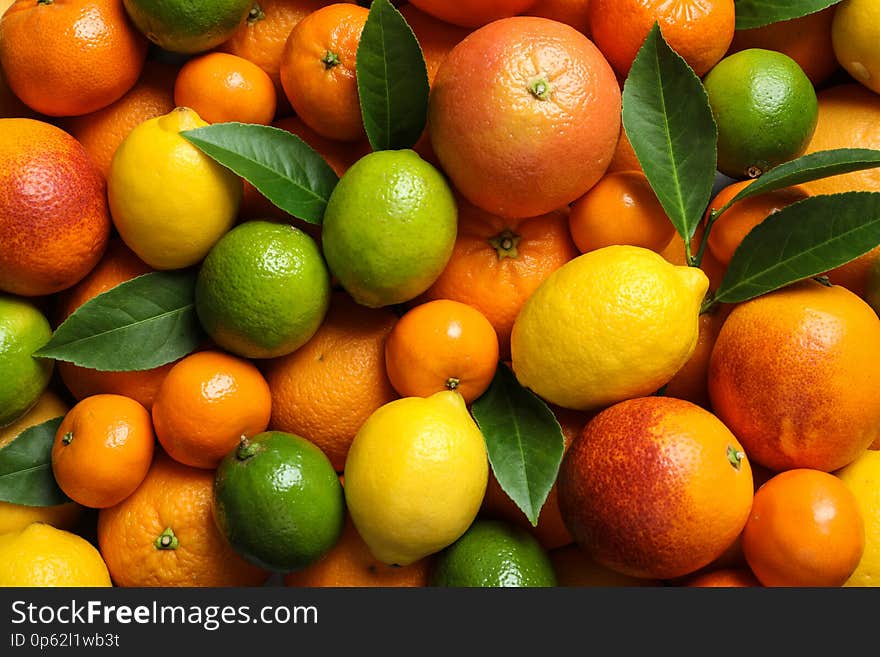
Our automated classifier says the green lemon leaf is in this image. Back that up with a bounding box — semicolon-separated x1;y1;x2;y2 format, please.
356;0;429;151
734;0;843;30
0;417;69;507
182;123;339;225
622;23;717;258
713;192;880;304
471;362;565;527
33;271;202;372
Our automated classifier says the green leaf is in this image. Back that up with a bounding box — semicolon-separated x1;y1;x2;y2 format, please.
734;0;843;30
33;271;202;372
714;192;880;304
0;417;69;507
471;362;566;527
622;23;717;255
356;0;430;151
182;123;339;225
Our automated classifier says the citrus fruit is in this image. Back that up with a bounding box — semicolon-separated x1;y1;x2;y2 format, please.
557;396;754;580
122;0;252;54
430;518;557;587
407;0;538;28
97;450;270;586
195;221;331;359
0;295;53;428
321;149;458;308
0;0;148;116
398;4;471;85
51;394;155;509
213;431;346;572
550;544;662;586
510;245;708;412
343;390;489;566
107;107;242;270
836;450;880;587
385;299;499;404
742;468;864;587
703;48;819;179
831;0;880;94
588;0;735;78
682;568;761;587
0;523;111;587
0;118;111;297
708;280;880;473
264;291;399;473
526;0;591;35
428;16;621;219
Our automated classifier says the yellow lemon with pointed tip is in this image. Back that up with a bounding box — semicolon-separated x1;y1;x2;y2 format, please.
0;523;111;587
832;0;880;95
836;449;880;587
510;245;709;411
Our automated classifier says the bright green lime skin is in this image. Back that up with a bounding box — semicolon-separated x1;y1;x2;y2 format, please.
195;221;331;359
703;48;819;179
321;149;458;308
0;296;53;428
430;519;557;587
213;431;345;573
122;0;252;54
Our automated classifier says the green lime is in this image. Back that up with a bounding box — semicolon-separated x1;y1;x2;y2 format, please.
429;518;557;587
321;149;458;308
0;295;53;428
213;431;345;572
703;48;819;179
195;221;331;359
122;0;252;54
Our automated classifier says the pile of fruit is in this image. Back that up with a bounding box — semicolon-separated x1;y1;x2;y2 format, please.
2;0;880;589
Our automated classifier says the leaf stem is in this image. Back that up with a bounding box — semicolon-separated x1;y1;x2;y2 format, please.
700;292;717;315
693;205;726;268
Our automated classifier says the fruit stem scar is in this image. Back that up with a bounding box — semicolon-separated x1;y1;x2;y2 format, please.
446;377;460;391
37;0;53;4
747;165;763;178
155;527;179;551
236;435;259;461
322;51;341;69
726;445;745;471
528;75;553;101
247;2;265;24
488;229;521;260
61;431;74;446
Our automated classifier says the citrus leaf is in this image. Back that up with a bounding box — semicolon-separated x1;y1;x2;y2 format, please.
182;123;338;225
714;192;880;304
471;362;565;527
0;417;69;507
356;0;429;151
33;271;202;372
734;0;843;30
622;23;717;254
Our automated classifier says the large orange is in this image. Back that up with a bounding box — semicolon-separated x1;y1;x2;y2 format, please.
407;0;538;28
0;0;148;117
419;198;579;359
97;450;270;587
264;291;399;473
588;0;735;78
557;396;754;580
526;0;591;35
0;118;110;297
428;16;621;219
708;280;880;473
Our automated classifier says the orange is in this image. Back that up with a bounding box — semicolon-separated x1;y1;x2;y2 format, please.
0;118;111;297
742;468;865;587
662;305;730;409
0;60;39;119
550;544;662;586
51;394;154;509
429;16;620;219
0;0;148;117
568;170;676;254
151;350;272;470
264;291;399;473
53;238;174;411
708;280;880;473
279;3;369;141
607;124;644;174
174;52;277;125
526;0;591;35
385;299;499;405
398;4;472;86
97;450;270;587
419;198;579;359
588;0;735;78
407;0;538;28
727;6;839;87
557;396;754;580
682;568;761;587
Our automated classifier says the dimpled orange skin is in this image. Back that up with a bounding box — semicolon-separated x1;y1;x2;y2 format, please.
708;280;880;473
408;0;539;28
428;17;621;219
683;568;761;587
558;396;754;580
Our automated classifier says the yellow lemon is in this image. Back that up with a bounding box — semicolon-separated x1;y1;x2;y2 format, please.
836;449;880;587
0;523;111;587
343;390;488;567
510;245;709;411
832;0;880;95
107;107;241;270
